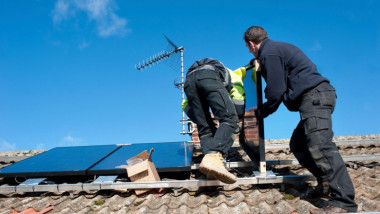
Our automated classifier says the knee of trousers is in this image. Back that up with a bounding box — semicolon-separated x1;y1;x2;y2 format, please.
219;121;238;131
307;142;334;178
199;133;213;153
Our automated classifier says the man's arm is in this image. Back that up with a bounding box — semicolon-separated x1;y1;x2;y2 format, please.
259;55;287;118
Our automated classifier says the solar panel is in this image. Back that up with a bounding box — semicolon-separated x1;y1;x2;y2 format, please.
88;141;194;175
0;142;194;178
0;145;119;177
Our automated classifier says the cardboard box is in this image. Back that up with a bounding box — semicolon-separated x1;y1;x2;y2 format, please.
117;149;160;195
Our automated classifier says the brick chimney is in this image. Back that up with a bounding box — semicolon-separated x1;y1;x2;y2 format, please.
188;110;259;147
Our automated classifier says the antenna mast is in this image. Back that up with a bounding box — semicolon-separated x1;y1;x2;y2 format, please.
135;35;188;135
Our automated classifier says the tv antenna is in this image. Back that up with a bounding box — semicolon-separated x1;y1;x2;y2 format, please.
135;35;188;135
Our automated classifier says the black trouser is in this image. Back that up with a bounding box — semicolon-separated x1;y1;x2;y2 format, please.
289;82;357;212
184;69;238;157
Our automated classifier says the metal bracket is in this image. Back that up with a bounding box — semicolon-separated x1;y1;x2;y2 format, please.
17;178;47;193
253;170;277;179
93;176;118;184
19;178;46;186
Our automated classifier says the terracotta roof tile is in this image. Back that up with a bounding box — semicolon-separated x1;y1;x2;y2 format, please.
209;202;250;214
173;204;208;213
245;189;266;206
257;201;277;214
107;194;134;211
358;195;379;211
274;200;297;214
0;136;379;213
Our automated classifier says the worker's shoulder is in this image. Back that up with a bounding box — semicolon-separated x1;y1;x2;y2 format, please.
261;39;302;58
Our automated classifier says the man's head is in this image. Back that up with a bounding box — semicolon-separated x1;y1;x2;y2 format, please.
243;26;268;58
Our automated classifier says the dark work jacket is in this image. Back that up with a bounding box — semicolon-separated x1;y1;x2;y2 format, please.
185;58;249;117
258;39;329;117
187;58;232;92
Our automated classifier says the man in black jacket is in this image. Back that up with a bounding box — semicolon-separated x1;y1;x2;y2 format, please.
243;26;357;213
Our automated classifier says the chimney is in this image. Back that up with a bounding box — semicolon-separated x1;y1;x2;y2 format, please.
189;110;259;147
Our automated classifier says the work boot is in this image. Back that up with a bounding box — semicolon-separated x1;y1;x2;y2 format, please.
199;152;237;184
304;181;330;199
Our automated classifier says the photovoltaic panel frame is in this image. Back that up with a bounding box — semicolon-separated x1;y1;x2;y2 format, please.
0;142;194;178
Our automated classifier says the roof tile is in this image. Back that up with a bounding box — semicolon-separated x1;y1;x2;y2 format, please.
362;186;380;200
224;191;246;207
166;193;190;209
6;197;35;213
264;189;284;205
170;204;208;214
0;137;379;213
358;195;379;211
294;200;319;213
107;194;133;211
209;202;250;214
274;200;297;214
206;194;225;208
184;193;208;208
143;194;171;210
257;201;276;214
245;189;266;206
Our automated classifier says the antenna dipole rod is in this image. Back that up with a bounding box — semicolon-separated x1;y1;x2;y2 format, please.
136;47;184;70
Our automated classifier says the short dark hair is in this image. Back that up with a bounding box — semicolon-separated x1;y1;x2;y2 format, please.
243;26;268;44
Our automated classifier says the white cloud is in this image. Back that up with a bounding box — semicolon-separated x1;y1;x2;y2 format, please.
309;41;322;52
0;139;16;151
35;143;46;150
61;134;83;147
78;41;90;50
52;0;70;24
97;13;128;37
52;0;129;37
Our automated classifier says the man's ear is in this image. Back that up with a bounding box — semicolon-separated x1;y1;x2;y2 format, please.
248;41;256;48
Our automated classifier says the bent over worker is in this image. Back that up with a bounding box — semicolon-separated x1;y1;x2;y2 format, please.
243;26;357;213
183;58;248;184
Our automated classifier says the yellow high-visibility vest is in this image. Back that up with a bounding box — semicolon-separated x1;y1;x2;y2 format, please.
182;65;256;113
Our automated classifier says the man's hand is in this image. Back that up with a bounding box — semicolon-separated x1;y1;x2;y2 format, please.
254;108;262;120
249;58;255;66
249;106;262;119
248;59;261;74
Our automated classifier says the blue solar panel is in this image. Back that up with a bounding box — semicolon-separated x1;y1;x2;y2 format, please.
88;141;194;175
0;145;119;177
0;142;194;178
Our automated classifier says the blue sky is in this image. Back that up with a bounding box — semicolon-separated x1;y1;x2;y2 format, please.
1;0;379;151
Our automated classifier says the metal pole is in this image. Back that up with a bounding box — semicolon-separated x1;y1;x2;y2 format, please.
256;67;266;174
181;48;186;134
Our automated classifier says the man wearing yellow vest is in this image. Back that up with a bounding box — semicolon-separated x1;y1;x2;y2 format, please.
182;58;253;184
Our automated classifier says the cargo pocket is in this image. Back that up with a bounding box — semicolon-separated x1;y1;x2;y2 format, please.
316;88;336;109
218;89;237;117
301;111;330;135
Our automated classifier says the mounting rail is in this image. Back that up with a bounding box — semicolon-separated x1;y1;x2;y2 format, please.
0;174;315;194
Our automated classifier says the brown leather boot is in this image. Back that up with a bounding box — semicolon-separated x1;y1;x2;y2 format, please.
199;152;237;184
